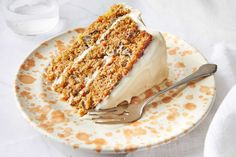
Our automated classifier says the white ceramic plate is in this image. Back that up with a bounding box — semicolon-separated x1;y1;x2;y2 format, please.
15;28;215;154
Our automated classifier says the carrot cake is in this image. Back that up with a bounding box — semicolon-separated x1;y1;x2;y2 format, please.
45;4;168;116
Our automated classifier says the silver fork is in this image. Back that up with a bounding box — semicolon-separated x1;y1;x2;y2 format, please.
88;64;217;124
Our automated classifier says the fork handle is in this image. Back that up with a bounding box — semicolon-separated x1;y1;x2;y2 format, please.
143;64;217;107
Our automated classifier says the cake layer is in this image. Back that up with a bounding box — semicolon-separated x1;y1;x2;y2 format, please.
45;4;131;82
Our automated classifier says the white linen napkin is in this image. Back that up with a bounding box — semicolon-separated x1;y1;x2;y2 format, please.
203;41;236;157
204;85;236;157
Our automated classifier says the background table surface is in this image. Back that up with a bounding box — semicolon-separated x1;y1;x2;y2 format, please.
1;0;236;157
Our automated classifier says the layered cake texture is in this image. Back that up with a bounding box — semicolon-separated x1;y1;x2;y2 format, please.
45;4;168;116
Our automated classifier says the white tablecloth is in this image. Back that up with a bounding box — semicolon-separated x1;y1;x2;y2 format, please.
0;0;236;157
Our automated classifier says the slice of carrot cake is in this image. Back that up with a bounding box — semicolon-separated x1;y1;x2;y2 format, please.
44;4;168;116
